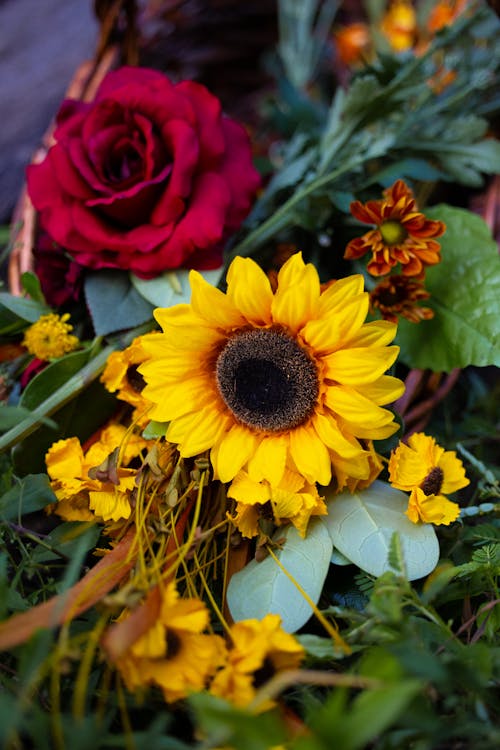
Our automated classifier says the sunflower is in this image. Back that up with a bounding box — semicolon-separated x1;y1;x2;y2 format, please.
388;432;469;525
228;467;327;539
101;333;158;426
140;253;404;490
209;614;304;710
45;424;148;522
344;180;445;277
116;582;224;703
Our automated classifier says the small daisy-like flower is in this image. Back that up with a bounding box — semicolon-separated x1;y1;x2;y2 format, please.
101;334;157;426
370;275;434;323
388;432;469;525
46;424;148;522
426;0;468;34
209;614;304;710
380;0;417;52
139;252;404;491
228;467;327;539
22;313;79;360
116;582;224;703
344;180;445;277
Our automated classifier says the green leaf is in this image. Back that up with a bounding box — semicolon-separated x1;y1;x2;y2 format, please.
0;405;57;433
130;267;221;308
84;270;154;336
0;473;56;521
321;480;439;580
19;349;92;410
20;272;46;304
142;420;169;439
226;520;333;633
0;292;50;323
396;205;500;371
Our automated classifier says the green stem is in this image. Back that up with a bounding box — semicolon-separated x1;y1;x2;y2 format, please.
228;155;365;259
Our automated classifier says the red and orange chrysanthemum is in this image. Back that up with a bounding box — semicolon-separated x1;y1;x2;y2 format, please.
344;180;445;277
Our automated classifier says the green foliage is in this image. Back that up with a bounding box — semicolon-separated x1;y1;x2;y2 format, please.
84;270;155;336
397;206;500;371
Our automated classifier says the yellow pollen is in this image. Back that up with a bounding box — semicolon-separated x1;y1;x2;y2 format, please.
22;313;79;361
379;220;408;246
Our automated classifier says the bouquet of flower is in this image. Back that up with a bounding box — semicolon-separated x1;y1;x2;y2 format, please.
0;1;499;748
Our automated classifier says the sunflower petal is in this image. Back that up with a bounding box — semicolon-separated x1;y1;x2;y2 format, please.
190;270;246;328
247;435;287;485
167;406;230;457
214;424;258;483
325;346;399;384
289;424;332;485
226;257;273;325
271;254;320;332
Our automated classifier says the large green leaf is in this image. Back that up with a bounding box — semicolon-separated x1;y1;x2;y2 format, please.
321;481;439;580
396;205;500;371
84;270;154;336
226;520;333;633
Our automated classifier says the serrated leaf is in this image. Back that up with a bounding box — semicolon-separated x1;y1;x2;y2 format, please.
396;205;500;371
321;480;439;580
130;268;221;308
226;520;333;633
84;270;154;335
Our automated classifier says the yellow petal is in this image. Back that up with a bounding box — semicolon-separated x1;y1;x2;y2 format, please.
145;375;212;422
167;406;230;457
318;274;364;315
302;294;368;355
311;412;364;459
358;375;405;405
227;472;270;505
226;256;274;325
247;435;288;485
271;254;320;333
325;345;399;385
406;488;460;526
190;270;247;329
289;423;332;485
46;437;85;481
344;320;398;348
438;450;470;493
324;385;398;436
214;424;258;483
89;489;131;522
388;441;429;489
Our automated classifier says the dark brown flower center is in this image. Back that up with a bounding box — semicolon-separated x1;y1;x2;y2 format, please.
215;328;319;433
379;220;408;246
420;466;444;496
165;629;182;660
126;364;146;393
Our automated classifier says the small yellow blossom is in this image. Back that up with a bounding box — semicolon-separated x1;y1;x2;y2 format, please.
380;0;417;52
101;334;157;426
228;468;327;538
210;614;304;711
45;424;148;522
116;582;225;703
389;432;469;525
22;313;79;360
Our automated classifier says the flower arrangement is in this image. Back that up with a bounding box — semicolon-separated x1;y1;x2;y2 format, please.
0;1;499;748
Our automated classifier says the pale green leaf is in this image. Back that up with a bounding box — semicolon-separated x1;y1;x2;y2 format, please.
396;205;500;371
321;480;439;580
0;292;50;323
226;520;333;633
84;271;154;335
130;268;222;308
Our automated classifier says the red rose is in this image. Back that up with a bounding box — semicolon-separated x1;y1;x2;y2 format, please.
26;67;260;278
33;232;84;307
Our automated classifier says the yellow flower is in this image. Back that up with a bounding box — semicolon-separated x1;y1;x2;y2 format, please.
228;468;327;538
380;0;417;52
388;432;469;525
101;334;157;426
22;313;79;360
210;614;304;710
45;424;148;522
140;253;404;491
116;582;224;703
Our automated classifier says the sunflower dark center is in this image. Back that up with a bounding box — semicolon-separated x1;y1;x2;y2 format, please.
165;630;182;660
215;328;319;433
126;364;146;393
420;466;444;496
380;220;407;246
